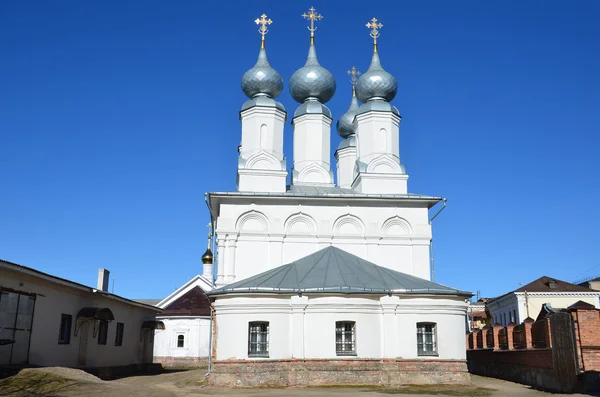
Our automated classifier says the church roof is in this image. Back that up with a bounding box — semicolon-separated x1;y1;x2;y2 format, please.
207;188;442;209
209;246;471;297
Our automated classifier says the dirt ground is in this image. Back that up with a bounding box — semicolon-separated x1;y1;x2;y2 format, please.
0;367;598;397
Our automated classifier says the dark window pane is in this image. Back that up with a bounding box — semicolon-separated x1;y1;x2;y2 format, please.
248;322;269;357
58;314;72;344
335;321;356;355
115;322;124;346
177;334;184;348
98;320;108;345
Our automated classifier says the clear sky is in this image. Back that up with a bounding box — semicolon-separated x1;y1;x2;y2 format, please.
2;1;599;300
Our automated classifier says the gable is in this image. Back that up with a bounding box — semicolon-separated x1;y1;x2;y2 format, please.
161;286;211;317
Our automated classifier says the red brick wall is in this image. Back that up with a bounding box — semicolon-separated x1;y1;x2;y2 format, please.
154;356;208;368
209;359;469;387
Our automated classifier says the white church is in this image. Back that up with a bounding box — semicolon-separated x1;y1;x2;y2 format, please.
156;9;472;386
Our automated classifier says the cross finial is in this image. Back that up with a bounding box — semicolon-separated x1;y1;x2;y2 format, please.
348;66;361;86
366;17;383;51
302;6;323;44
255;14;273;48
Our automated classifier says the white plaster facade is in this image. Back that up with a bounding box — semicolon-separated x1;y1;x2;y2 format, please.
0;260;160;368
153;275;213;365
487;291;600;326
209;195;437;287
214;294;467;361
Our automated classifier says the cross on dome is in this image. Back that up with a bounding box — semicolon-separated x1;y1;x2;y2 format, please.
366;17;383;51
255;14;272;48
302;6;323;43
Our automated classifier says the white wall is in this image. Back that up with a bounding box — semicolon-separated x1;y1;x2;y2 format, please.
487;291;600;326
0;267;158;368
213;294;467;361
214;199;433;286
153;317;211;359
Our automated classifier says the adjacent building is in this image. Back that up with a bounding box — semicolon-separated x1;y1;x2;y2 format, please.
486;276;600;325
0;259;162;372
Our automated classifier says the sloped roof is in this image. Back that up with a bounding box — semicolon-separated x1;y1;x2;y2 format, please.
515;276;597;293
209;247;471;297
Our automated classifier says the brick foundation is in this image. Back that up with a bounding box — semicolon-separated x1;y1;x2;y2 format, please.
209;359;470;387
154;356;208;368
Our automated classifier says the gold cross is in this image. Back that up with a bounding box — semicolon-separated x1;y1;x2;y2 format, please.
302;6;323;42
255;14;273;47
366;17;383;48
348;66;361;86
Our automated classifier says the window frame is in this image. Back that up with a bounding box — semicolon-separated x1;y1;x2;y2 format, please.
97;320;108;345
58;314;72;345
335;321;357;356
416;322;438;356
248;321;269;358
177;334;185;348
114;322;124;346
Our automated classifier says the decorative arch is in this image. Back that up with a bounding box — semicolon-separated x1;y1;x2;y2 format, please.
245;150;281;171
366;154;402;174
284;212;317;235
235;210;269;233
298;163;331;184
381;216;412;237
333;214;365;236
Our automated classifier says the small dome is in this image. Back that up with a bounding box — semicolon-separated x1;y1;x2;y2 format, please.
201;248;213;264
241;46;284;99
289;44;336;104
336;89;359;138
355;50;397;103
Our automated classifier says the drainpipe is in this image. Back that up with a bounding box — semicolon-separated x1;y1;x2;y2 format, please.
429;198;447;282
205;303;214;377
204;194;217;285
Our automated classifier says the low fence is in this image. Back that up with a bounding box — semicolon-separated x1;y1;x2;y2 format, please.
466;307;600;393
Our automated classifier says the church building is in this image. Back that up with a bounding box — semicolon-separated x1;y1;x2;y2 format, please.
203;9;472;386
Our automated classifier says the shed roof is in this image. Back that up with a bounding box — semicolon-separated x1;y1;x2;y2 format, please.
209;246;471;297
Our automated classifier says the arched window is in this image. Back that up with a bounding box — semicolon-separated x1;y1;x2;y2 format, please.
177;334;185;348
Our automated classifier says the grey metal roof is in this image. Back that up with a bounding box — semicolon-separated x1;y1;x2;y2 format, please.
208;186;442;201
133;299;161;306
209;247;471;297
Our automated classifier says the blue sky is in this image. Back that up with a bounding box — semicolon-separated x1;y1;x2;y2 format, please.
1;1;599;300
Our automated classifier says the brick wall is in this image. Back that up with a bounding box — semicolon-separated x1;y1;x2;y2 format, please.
154;356;208;368
209;359;470;387
466;307;600;393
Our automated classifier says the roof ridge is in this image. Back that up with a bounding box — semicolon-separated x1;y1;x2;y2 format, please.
298;248;330;285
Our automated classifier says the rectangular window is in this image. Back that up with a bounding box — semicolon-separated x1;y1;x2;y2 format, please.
97;320;108;345
417;323;437;356
248;322;269;357
503;313;507;325
335;321;356;355
58;314;72;344
513;309;517;324
177;334;185;348
114;322;124;346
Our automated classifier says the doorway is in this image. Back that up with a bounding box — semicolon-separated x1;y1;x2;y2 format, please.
0;289;36;365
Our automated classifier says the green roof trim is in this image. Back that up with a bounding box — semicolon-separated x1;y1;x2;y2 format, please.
209;247;471;297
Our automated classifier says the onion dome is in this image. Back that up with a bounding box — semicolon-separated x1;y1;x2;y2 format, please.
355;17;397;103
355;50;397;103
337;86;359;138
289;43;336;104
201;248;213;264
241;46;284;99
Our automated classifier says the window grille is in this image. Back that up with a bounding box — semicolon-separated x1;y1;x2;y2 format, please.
335;321;356;355
58;314;72;345
417;323;437;356
248;322;269;357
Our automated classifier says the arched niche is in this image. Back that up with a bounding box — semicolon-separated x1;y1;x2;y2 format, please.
284;213;317;236
333;214;365;236
235;210;269;233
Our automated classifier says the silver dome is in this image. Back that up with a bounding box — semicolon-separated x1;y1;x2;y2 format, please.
355;50;397;103
241;46;284;99
289;43;336;104
336;89;359;138
336;134;356;152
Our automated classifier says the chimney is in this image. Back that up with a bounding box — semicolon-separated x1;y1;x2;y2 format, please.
97;268;110;292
